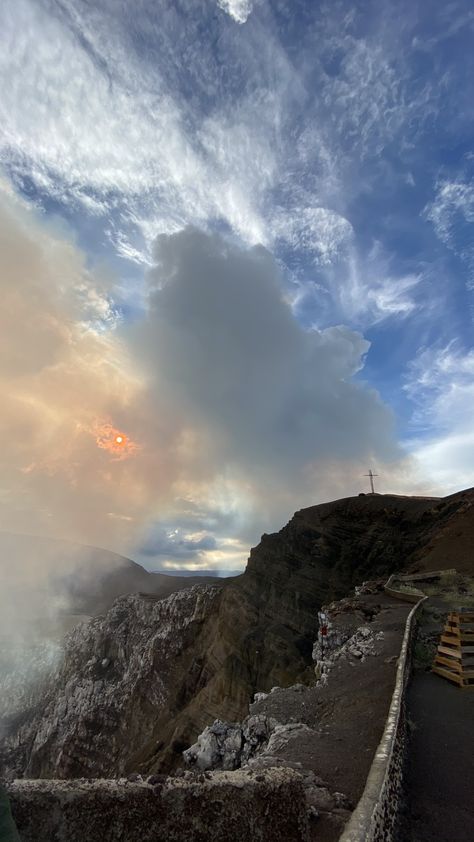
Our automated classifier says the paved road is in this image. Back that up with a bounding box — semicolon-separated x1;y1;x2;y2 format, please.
405;670;474;842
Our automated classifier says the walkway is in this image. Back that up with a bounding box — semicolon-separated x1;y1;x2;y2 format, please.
405;670;474;842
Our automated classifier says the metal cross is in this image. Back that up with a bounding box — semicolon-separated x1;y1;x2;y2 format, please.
364;469;378;494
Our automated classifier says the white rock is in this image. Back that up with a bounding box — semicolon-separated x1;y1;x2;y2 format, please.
253;692;268;703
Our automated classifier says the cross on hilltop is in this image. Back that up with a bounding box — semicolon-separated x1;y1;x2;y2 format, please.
364;469;378;494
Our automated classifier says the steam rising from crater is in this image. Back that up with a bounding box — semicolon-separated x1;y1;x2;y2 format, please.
0;185;417;719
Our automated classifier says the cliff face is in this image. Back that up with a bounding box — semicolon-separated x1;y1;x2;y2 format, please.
4;587;222;778
234;489;474;683
1;489;473;779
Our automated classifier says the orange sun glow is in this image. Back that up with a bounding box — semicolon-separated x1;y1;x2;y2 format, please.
93;422;138;460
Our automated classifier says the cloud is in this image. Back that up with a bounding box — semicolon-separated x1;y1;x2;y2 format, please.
128;226;404;506
217;0;253;24
412;431;474;494
291;242;424;330
340;250;423;325
139;526;218;560
1;0;463;373
365;271;421;321
0;0;432;278
0;0;284;255
0;185;181;552
405;342;474;492
271;206;354;265
424;179;474;288
405;341;474;405
0;188;408;567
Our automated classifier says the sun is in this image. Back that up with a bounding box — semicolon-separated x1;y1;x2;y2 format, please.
93;422;138;459
113;433;128;448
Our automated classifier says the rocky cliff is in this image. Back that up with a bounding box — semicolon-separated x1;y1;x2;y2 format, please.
1;489;472;780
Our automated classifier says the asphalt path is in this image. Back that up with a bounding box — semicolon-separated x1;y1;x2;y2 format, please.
405;670;474;842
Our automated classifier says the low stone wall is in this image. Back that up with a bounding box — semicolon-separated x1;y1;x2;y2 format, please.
7;768;309;842
339;593;427;842
384;570;457;602
383;583;422;603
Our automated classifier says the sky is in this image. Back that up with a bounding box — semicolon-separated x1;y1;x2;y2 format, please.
1;0;473;573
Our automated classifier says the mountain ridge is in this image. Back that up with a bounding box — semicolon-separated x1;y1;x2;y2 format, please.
0;531;224;619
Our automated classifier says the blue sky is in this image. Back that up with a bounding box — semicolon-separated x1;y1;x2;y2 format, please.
1;0;473;571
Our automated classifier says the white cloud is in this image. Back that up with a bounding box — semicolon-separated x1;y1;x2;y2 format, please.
405;342;474;403
341;251;422;325
413;430;474;495
0;0;294;259
425;181;474;242
272;206;353;265
366;272;421;320
292;242;424;329
307;6;437;163
405;342;474;492
0;0;426;281
0;1;264;253
424;179;474;287
326;39;402;155
217;0;253;24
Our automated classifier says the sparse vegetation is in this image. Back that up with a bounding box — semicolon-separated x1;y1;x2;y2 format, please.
413;640;435;670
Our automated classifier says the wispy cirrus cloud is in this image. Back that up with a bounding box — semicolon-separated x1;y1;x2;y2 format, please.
217;0;254;24
291;241;425;330
405;341;474;420
0;0;445;287
0;0;296;256
271;207;354;265
405;341;474;491
424;179;474;288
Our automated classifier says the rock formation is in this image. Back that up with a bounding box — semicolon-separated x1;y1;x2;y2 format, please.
2;586;221;778
1;489;473;781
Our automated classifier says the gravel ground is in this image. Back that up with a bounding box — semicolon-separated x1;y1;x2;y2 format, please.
249;593;412;841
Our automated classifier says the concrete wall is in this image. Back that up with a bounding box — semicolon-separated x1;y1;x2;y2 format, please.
7;768;309;842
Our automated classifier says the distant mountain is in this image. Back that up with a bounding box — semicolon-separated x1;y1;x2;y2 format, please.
0;532;225;618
